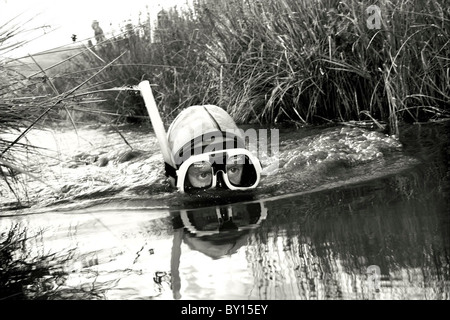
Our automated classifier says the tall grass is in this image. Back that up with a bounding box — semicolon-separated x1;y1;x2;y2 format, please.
49;8;219;124
47;0;449;133
0;15;126;206
195;0;449;131
0;15;55;206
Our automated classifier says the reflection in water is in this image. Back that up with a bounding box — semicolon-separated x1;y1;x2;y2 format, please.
169;202;268;299
1;166;448;300
160;140;448;300
243;167;449;300
0;222;119;300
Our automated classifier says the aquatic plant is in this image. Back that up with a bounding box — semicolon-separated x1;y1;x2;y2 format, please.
0;223;110;300
46;0;449;132
0;14;129;206
0;14;55;207
200;0;450;132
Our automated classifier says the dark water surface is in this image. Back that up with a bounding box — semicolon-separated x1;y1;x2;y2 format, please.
0;123;448;300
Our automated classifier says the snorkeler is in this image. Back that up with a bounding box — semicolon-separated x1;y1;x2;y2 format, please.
139;81;262;193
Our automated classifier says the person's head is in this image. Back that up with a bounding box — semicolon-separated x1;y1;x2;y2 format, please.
165;105;261;193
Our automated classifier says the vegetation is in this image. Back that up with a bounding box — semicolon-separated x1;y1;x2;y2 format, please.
42;0;450;132
0;223;109;299
2;0;449;133
0;1;448;299
0;13;128;206
1;0;448;200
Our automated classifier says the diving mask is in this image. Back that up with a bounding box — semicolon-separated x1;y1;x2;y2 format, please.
166;148;262;193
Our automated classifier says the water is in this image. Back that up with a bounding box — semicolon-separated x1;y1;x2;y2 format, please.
0;122;448;300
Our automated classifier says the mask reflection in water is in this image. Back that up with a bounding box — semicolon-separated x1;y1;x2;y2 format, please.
167;201;267;300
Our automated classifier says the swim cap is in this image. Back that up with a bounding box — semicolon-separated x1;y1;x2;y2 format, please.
167;105;245;167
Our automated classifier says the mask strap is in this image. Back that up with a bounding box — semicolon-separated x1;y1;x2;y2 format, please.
164;162;178;181
174;131;245;165
203;106;223;131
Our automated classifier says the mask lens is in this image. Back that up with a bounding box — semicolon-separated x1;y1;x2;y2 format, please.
185;161;213;189
226;155;258;187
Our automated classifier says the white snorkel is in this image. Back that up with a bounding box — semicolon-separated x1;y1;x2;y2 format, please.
138;80;176;185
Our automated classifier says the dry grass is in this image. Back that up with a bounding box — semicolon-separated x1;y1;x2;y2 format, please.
34;0;449;132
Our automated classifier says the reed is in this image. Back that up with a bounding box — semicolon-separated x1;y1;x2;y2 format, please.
44;0;448;133
50;8;218;125
0;223;110;299
196;0;449;131
1;15;54;206
0;15;128;205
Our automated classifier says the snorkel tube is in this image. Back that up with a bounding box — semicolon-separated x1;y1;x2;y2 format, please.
138;80;176;185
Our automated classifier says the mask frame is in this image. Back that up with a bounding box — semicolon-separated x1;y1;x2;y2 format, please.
175;148;262;193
